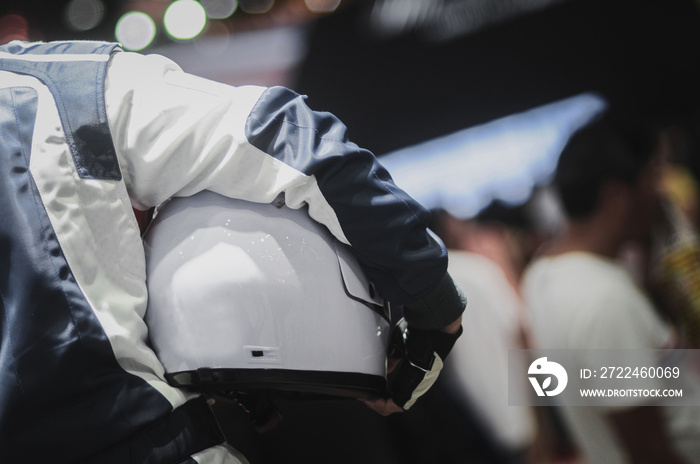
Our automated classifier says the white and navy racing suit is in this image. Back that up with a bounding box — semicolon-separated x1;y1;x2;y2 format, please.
0;41;466;463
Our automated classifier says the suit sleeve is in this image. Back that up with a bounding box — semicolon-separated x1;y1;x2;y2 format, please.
105;50;465;328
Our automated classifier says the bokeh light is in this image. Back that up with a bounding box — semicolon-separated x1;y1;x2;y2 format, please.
201;0;239;19
304;0;341;13
164;0;208;40
115;11;157;51
63;0;106;32
239;0;275;14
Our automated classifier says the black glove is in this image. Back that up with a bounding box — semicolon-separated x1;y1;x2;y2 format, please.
387;317;463;410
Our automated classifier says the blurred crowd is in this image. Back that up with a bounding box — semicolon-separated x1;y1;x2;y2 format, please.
397;110;700;464
433;111;700;464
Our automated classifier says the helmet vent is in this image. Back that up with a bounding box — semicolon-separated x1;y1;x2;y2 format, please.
245;345;282;364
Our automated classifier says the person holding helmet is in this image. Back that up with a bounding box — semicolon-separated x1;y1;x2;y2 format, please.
0;40;465;463
142;191;395;431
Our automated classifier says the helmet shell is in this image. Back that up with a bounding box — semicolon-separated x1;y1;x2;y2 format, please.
144;191;390;397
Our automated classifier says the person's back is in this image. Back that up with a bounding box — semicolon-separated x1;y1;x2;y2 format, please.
521;110;691;463
522;252;673;464
523;252;671;351
447;250;536;455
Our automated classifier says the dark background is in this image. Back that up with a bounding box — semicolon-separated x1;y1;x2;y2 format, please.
294;0;700;156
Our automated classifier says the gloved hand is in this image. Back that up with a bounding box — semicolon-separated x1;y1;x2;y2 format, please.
387;317;463;410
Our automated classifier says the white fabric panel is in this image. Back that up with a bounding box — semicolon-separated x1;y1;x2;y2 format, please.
5;69;192;408
104;51;349;244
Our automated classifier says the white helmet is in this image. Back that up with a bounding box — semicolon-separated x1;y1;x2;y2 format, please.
144;191;390;400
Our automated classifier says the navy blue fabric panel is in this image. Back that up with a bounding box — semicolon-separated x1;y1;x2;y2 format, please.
80;397;224;464
0;88;171;462
245;87;447;304
0;41;121;180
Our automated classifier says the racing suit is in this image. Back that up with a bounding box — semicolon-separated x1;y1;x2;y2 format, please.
0;41;465;462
